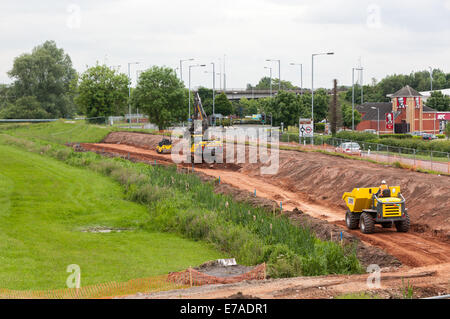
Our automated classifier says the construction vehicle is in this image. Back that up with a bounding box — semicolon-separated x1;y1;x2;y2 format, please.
342;186;410;234
156;92;223;161
156;137;173;154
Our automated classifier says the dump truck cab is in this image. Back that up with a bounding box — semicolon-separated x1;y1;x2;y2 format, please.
342;186;410;234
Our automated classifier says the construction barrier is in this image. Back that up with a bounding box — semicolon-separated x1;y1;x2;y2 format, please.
167;263;266;286
0;263;266;299
0;274;188;299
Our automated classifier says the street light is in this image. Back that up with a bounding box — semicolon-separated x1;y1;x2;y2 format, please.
180;58;194;82
266;59;281;91
211;63;216;126
352;67;363;131
312;52;334;141
264;66;273;97
128;62;140;123
290;63;303;95
371;106;380;135
188;64;206;120
429;66;433;91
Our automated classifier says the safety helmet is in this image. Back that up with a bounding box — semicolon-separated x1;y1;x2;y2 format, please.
381;180;386;184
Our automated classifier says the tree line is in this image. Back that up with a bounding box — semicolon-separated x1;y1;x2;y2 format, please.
0;41;448;130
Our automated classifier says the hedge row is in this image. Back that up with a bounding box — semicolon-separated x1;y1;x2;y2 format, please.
335;132;450;153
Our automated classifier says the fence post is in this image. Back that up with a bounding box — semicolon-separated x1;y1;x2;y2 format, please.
189;267;193;287
448;153;450;175
430;151;433;171
413;149;416;168
387;145;389;164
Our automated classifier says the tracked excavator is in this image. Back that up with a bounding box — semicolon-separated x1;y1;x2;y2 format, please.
156;92;223;162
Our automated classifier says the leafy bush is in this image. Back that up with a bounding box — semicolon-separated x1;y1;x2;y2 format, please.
379;134;412;139
336;131;378;142
314;123;325;133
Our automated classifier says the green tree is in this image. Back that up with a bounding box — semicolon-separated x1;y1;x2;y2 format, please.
342;104;362;128
254;77;296;90
131;66;186;129
197;87;213;115
7;40;77;118
214;92;233;116
0;96;50;119
445;122;450;138
426;91;450;111
238;97;259;116
75;64;129;120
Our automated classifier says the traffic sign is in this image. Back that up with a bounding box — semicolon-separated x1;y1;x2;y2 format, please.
299;118;314;138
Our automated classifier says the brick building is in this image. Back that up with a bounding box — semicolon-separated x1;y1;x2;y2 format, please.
356;85;440;134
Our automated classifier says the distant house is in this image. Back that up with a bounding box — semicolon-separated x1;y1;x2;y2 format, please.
356;85;441;134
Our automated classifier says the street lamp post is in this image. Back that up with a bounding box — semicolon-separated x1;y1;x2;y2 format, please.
371;106;380;135
264;66;273;97
188;64;206;120
352;67;363;130
429;66;433;91
312;52;334;141
290;63;303;95
360;67;364;104
180;58;194;82
211;62;216;126
128;62;140;123
266;59;281;91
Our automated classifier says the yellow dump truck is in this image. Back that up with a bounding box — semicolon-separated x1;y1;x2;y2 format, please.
342;186;410;234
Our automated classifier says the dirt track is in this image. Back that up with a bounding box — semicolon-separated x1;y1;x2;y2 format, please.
126;263;450;299
79;132;450;297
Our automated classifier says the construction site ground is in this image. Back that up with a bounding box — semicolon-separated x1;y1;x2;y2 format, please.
79;131;450;298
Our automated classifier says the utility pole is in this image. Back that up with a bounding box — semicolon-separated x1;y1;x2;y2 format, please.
223;54;227;91
266;59;281;91
264;66;273;97
352;67;363;131
180;58;194;82
290;63;303;95
211;62;216;126
429;66;433;91
128;62;140;123
312;52;334;142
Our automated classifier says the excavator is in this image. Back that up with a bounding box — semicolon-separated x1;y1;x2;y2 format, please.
156;92;223;162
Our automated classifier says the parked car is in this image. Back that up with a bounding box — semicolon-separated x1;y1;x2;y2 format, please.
422;133;437;140
364;129;377;134
411;131;424;137
335;142;361;156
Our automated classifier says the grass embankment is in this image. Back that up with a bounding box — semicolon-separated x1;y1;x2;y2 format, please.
0;144;224;290
0;122;363;278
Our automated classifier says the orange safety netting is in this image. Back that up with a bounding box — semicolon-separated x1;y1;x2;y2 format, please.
0;263;266;299
167;263;266;286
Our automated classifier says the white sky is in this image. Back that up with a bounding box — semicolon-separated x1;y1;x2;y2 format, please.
0;0;449;89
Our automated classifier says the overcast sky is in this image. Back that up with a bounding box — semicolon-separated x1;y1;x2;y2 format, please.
1;0;449;89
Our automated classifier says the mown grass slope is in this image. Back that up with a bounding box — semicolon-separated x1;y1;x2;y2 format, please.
0;144;224;290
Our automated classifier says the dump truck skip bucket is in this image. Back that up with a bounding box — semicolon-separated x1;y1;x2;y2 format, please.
342;187;401;213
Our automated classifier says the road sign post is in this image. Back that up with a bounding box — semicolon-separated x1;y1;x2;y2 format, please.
299;118;314;145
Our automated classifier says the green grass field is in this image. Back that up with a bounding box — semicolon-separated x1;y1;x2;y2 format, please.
0;144;224;290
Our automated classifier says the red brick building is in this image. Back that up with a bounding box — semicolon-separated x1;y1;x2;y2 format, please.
356;85;440;134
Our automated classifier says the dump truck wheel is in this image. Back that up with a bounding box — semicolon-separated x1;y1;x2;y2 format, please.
381;222;393;228
345;210;359;230
395;212;410;233
360;212;375;234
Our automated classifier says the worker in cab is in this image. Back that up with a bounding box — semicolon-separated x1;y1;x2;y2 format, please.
378;180;390;197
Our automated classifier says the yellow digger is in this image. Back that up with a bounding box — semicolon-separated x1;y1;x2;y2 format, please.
156;92;223;161
342;186;410;234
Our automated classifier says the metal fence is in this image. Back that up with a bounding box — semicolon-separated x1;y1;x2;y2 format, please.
279;133;450;174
